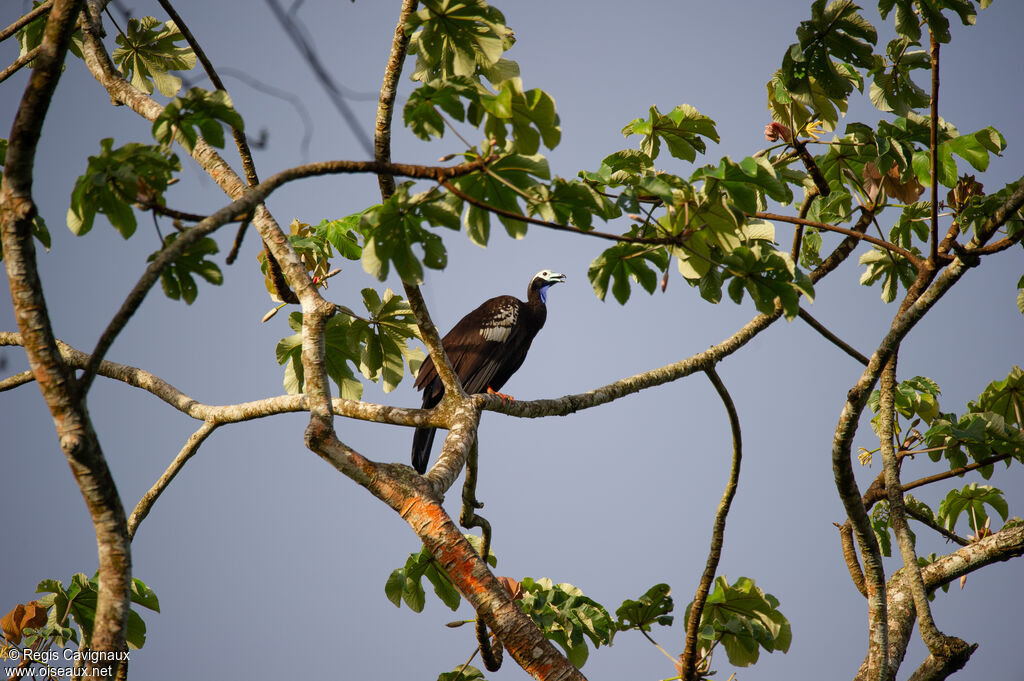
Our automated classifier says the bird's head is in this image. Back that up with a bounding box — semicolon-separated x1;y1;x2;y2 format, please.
530;269;566;304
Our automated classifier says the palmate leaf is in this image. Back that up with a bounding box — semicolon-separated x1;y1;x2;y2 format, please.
684;576;791;668
147;234;223;305
527;177;620;230
450;152;550;245
359;183;449;284
276;289;423;398
911;127;1006;188
937;483;1008;534
16;1;84;62
969;366;1024;429
588;242;669;305
152;88;245;151
478;78;561;155
881;0;980;44
34;574;157;651
614;583;674;632
276;311;364;400
517;578;615;669
692;155;794;214
858;246;919;303
359;288;424;393
621;104;719;163
869;38;931;115
406;0;510;83
782;0;877;101
67;139;180;239
385;536;496;613
112;18;197;97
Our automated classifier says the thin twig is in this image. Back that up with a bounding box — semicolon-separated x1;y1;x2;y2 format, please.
0;46;41;84
127;420;218;539
757;211;924;267
798;307;870;366
0;1;53;43
441;179;683;246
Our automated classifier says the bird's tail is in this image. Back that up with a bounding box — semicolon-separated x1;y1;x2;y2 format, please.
411;427;437;474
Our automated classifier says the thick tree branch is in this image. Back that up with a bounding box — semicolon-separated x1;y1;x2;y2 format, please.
0;331;437;427
853;523;1023;681
307;433;586;681
680;367;742;681
879;357;970;666
1;2;130;677
929;33;940;265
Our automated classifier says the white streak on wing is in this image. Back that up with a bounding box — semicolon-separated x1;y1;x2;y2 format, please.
478;303;517;343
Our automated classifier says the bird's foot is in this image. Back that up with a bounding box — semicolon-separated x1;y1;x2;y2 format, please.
486;387;515;404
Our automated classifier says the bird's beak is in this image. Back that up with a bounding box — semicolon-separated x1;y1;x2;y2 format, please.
548;272;567;284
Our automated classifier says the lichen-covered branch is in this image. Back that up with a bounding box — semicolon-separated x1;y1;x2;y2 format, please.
853;523;1023;681
1;1;130;677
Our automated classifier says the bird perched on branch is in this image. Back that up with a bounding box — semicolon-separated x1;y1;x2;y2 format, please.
411;269;566;474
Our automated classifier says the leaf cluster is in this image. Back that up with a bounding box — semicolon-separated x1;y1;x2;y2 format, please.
146;233;223;305
683;576;791;669
111;17;197;97
67;138;180;239
18;574;158;652
275;289;423;400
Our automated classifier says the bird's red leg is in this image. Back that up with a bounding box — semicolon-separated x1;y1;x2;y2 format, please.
487;387;515;404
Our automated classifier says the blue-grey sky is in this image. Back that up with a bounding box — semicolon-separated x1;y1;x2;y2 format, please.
2;2;1022;680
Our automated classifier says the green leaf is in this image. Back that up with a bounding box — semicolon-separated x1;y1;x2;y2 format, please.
147;234;223;305
615;583;674;632
111;18;197;96
438;666;486;681
359;183;450;283
152;88;245;151
314;217;364;260
276;311;364;400
406;0;511;83
937;483;1008;534
685;576;791;668
588;243;669;304
479;78;561;154
517;578;615;669
869;39;930;116
621;104;719;162
16;2;84;62
858;246;918;303
782;0;877;101
692;155;794;214
970;367;1024;429
67;139;180;239
451;152;550;245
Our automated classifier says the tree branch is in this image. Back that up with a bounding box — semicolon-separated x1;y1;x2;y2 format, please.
680;367;742;681
0;46;42;85
0;2;130;676
127;420;217;539
757;211;924;268
929;33;940;265
797;307;869;366
0;1;53;43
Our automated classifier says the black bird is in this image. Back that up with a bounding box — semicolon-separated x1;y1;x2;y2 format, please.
411;269;566;473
